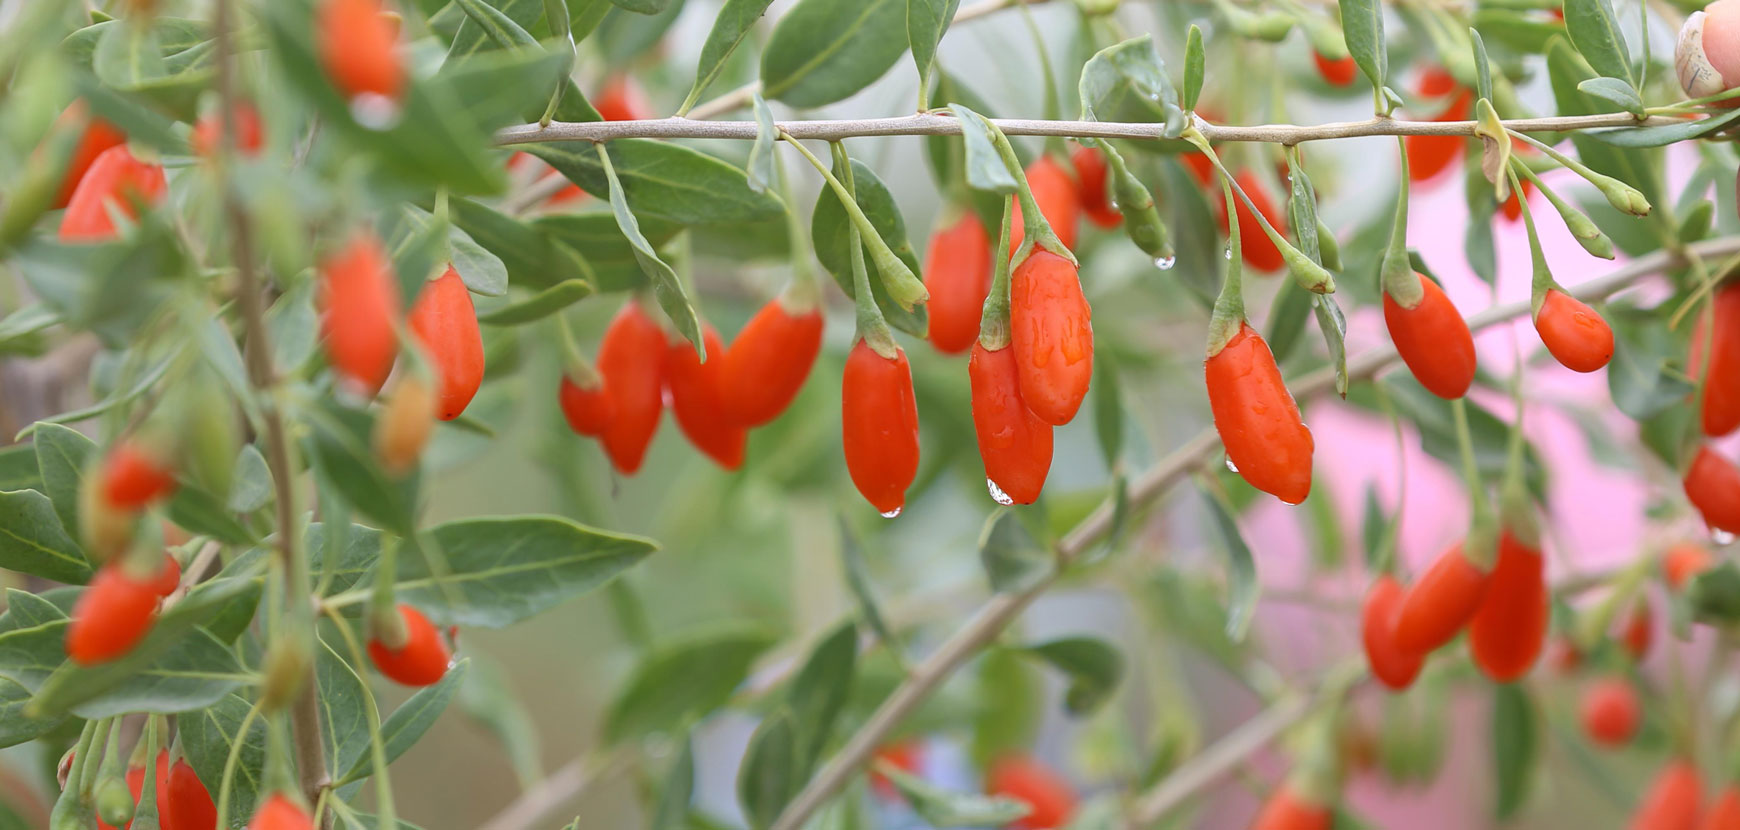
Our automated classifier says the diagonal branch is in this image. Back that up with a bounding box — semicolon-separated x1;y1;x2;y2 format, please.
763;234;1740;830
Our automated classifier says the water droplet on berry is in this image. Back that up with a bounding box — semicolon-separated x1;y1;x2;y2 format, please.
987;479;1014;505
350;94;402;130
1154;256;1176;270
1223;246;1233;260
1715;529;1736;546
1224;455;1239;473
879;507;902;519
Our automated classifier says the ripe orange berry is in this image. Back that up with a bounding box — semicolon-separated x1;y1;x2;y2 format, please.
1622;599;1654;662
1630;760;1701;830
1010;155;1081;254
51;104;126;209
1392;543;1490;655
1313;52;1358;87
1251;785;1332;830
98;440;178;510
249;793;315;830
1362;574;1425;691
1404;69;1472;184
1702;785;1740;830
1664;543;1715;591
1205;322;1314;505
1580;677;1641;747
558;375;615;437
1685;445;1740;536
67;564;162;665
1500;178;1534;223
190;104;265;158
596;302;667;474
373;374;436;475
1069;145;1122;229
409;267;485;420
1009;250;1094;426
718;297;824;427
664;324;747;470
316;0;404;103
149;554;181;598
1535;289;1614;373
60;145;167;242
163;756;217;830
1384;272;1477;399
367;603;451;686
319;232;402;396
841;340;921;517
593;74;652;122
986;754;1076;830
969;342;1054;505
1469;531;1548;682
923;210;994;355
1214;170;1288;273
1689;282;1740;437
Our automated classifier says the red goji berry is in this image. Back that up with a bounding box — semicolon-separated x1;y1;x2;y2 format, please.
1009;250;1094;425
319;232;402;395
1251;785;1332;830
1313;52;1358;87
596;302;667;474
99;441;178;509
558;375;615;437
1392;543;1490;655
367;603;451;686
1631;760;1702;830
1690;282;1740;437
869;739;923;801
1214;170;1287;273
1535;289;1614;373
1384;271;1477;399
1552;636;1584;674
97;749;168;830
1703;785;1740;830
67;564;162;665
52;104;126;209
1010;155;1081;254
1468;531;1548;682
664;324;748;470
923;210;994;355
149;554;181;598
1500;178;1534;223
1069;145;1122;229
162;756;217;830
1685;445;1740;536
986;754;1076;830
1622;599;1654;662
60;145;166;242
1664;543;1714;591
190;104;265;158
316;0;404;103
841;340;920;516
409;267;485;420
1581;677;1641;747
1404;70;1471;184
719;297;824;426
372;374;436;475
1362;574;1425;691
1205;322;1314;505
249;793;314;830
594;74;652;122
969;343;1054;505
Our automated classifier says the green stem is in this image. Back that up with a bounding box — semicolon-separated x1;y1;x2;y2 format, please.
553;313;601;387
1184;128;1334;294
828;143;897;357
978;195;1017;350
1509;160;1614;260
1451;398;1496;570
1380;136;1418;304
778;134;927;308
67;718;99;795
1206;157;1247;357
80;718;113;799
323;605;398;829
369;532;406;647
773;150;821;311
213;699;264;829
1506;165;1557;311
980;112;1074;265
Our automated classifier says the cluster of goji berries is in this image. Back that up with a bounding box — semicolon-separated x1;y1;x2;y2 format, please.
87;748;218;830
1629;760;1740;830
1685;283;1740;540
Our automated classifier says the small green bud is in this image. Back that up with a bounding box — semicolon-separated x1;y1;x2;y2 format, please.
95;775;135;827
1283;246;1336;294
1073;0;1119;14
1315;218;1342;271
1596;176;1652;217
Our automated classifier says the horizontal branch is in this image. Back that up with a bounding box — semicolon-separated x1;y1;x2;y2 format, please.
493;111;1681;147
764;233;1740;830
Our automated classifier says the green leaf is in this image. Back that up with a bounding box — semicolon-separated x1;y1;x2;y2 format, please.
180;694;267;822
13;230;183;348
93;19;170;90
1019;637;1124;716
652;738;695;830
838;518;898;652
63;18;210;69
738;708;801;830
746;94;779;194
1092;355;1124;467
1267;279;1313;365
0;447;39;494
448;224;510;297
1470;28;1494;104
1576;77;1644;116
1586;108;1740;147
0;489;91;585
947;105;1018;194
595;0;688;65
811;158;927;337
1564;0;1634;86
611;0;673;16
970;645;1040;767
268;278;319;374
682;0;777;113
1338;0;1387;93
166;484;258;546
448;0;548;58
395;515;657;628
227;445;272;513
907;0;961;101
477;280;594;325
450;197;582;290
337;657;468;785
1312;294;1350;398
1183;25;1205;112
1607;307;1693;420
0;673;61;749
1199;485;1258;641
458;657;544;787
304;401;420;535
604;624;777;744
978;509;1050;593
535;212;681;291
878;766;1031;827
595;143;705;357
0;305;59;356
316;637;373;779
760;0;910;108
1491;683;1538;819
439;47;578;131
32;422;94;544
787;622;857;770
1077;35;1183;136
527;140;783;225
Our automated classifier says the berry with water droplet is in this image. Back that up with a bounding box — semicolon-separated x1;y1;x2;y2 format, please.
923;210;994;355
969;342;1053;505
842;340;920;516
1213;170;1288;273
1384;272;1477;399
1205;322;1313;505
1010;250;1094;425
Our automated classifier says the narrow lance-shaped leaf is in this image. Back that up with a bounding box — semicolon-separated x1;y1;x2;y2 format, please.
978;509;1050;594
760;0;911;108
1182;25;1205;111
604;624;776;744
786;622;857;770
738;709;800;830
1492;683;1539;819
595;142;705;357
680;0;777;114
839;517;900;655
1564;0;1635;87
878;765;1031;827
0;489;92;585
477;280;594;325
947;105;1018;194
1199;482;1258;640
1339;0;1388;101
338;659;470;785
908;0;961;105
1019;637;1125;716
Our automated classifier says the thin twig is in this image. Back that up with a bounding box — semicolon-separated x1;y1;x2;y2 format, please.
761;234;1740;830
493;111;1678;147
475;751;631;830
